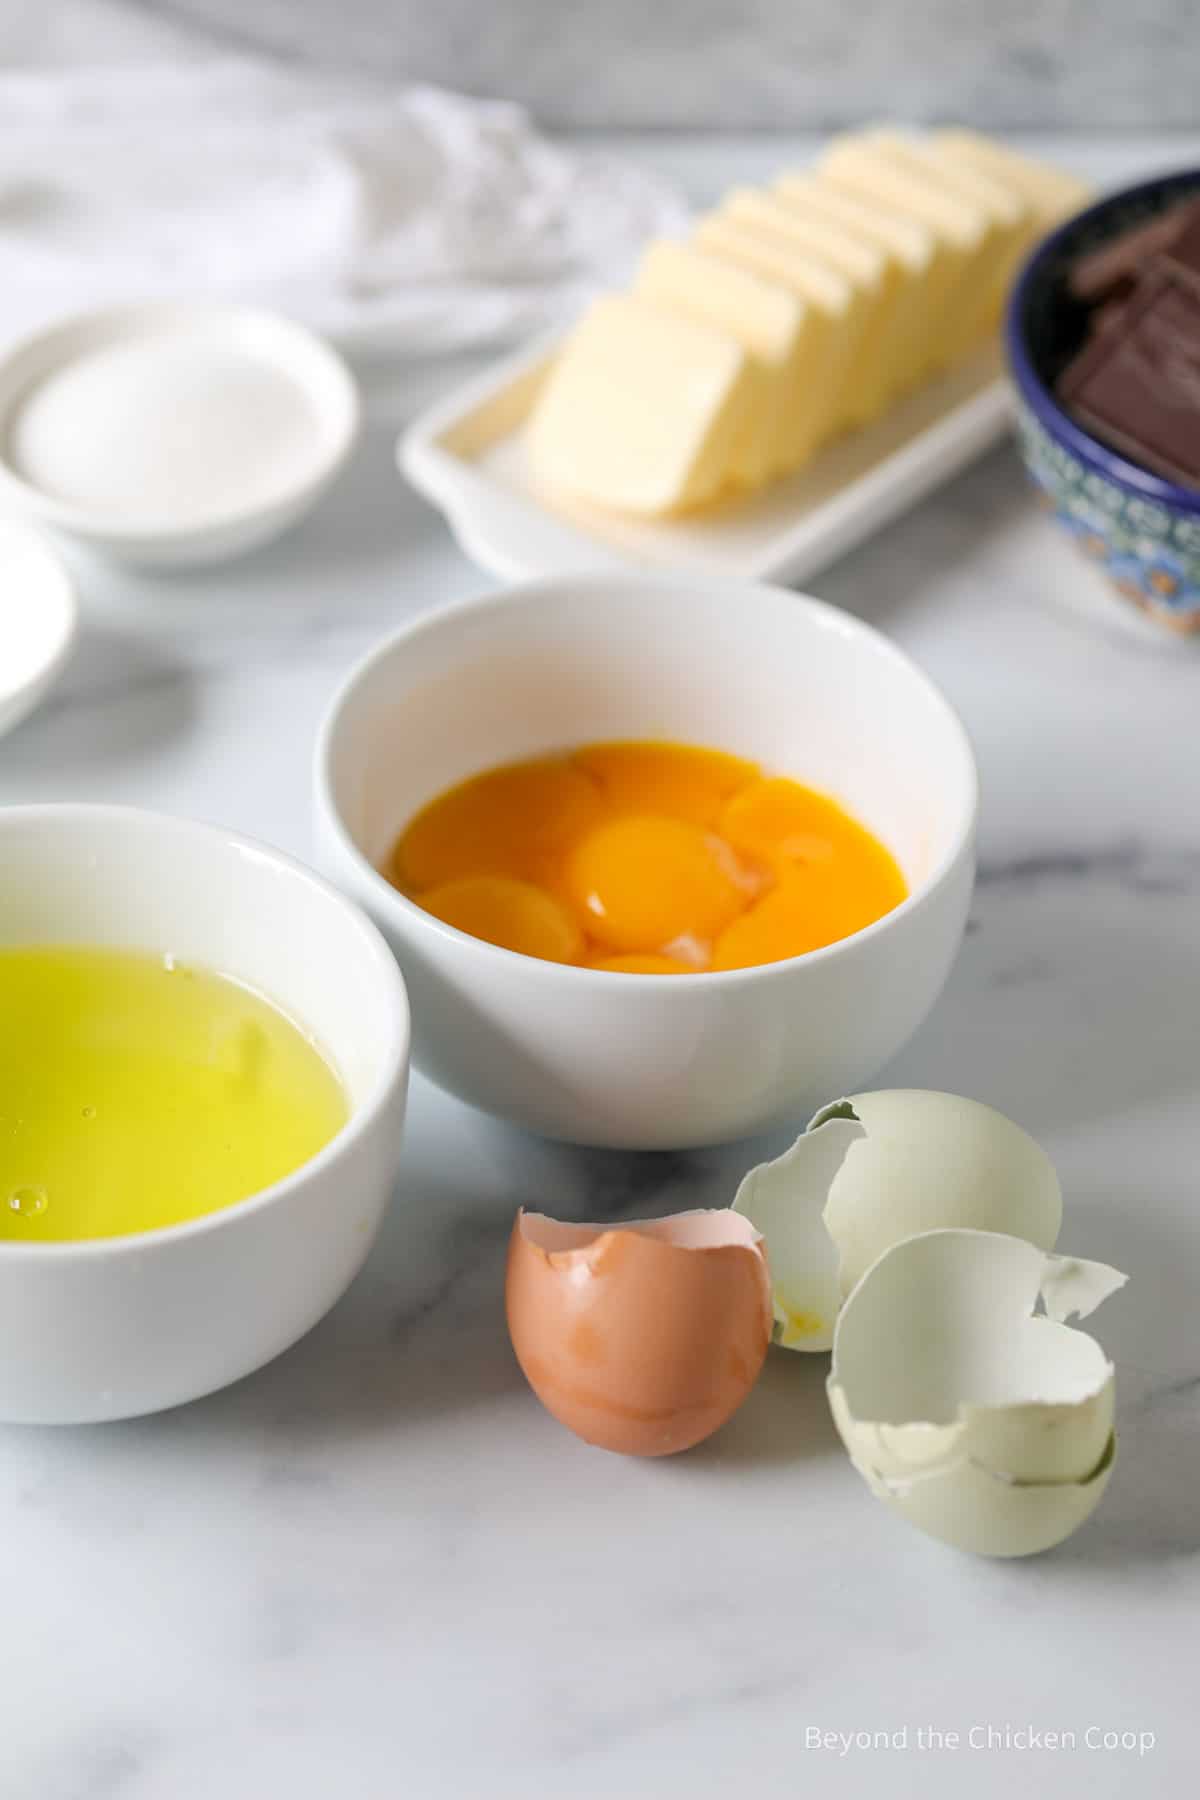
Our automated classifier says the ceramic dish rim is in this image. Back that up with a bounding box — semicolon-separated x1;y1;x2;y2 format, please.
0;803;410;1262
0;520;78;723
315;572;980;990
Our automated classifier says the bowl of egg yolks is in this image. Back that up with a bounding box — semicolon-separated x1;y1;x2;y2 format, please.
316;574;977;1149
0;805;409;1424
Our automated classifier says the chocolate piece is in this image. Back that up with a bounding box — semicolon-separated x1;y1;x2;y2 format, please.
1161;205;1200;286
1089;294;1131;335
1067;197;1200;305
1057;267;1200;487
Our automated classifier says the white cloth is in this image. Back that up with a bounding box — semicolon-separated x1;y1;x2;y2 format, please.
0;63;686;354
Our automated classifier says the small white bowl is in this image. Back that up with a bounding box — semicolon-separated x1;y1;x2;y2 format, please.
0;303;360;568
0;806;410;1425
315;573;977;1150
0;520;77;739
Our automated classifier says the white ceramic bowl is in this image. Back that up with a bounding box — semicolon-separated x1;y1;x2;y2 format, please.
0;520;77;740
0;303;360;568
0;806;410;1425
316;574;977;1150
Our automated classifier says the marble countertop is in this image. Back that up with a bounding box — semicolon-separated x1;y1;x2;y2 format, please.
47;0;1200;132
2;135;1199;1800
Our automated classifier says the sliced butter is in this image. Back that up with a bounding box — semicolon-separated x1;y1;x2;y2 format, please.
634;240;812;481
784;171;964;390
524;127;1054;525
820;132;992;366
694;212;866;453
776;174;946;389
910;136;1032;327
741;180;949;408
841;128;1028;348
776;173;936;280
720;188;895;423
934;130;1092;235
527;293;758;517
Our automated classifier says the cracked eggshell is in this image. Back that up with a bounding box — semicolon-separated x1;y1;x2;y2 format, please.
818;1091;1064;1292
731;1114;862;1349
505;1207;772;1456
733;1090;1063;1351
828;1229;1127;1557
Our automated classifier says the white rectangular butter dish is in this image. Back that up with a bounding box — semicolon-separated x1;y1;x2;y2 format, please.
400;334;1010;585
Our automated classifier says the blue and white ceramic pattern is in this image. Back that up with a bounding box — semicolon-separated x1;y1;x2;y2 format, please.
1006;170;1200;635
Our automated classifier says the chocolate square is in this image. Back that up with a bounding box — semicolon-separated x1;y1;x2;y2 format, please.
1057;267;1200;488
1067;198;1200;306
1162;206;1200;287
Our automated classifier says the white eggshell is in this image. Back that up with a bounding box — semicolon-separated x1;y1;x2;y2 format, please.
734;1090;1064;1352
818;1090;1063;1294
843;1428;1117;1559
828;1228;1127;1557
731;1115;863;1349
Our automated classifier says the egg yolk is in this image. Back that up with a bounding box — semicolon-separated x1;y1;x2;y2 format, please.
566;816;752;954
713;777;908;969
421;876;584;963
587;953;697;975
389;741;906;973
711;856;903;970
572;742;758;827
390;758;603;892
710;873;843;969
720;777;846;868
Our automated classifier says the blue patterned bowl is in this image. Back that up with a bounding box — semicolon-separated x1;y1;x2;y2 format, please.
1006;169;1200;635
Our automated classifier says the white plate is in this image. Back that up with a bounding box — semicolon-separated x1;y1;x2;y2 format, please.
400;335;1012;584
0;519;77;740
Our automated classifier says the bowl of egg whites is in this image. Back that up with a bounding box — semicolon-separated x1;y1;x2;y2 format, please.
0;805;409;1425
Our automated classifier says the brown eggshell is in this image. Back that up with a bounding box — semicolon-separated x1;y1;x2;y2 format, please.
505;1207;773;1456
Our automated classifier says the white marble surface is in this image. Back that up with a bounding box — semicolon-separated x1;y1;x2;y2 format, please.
2;136;1200;1799
29;0;1200;131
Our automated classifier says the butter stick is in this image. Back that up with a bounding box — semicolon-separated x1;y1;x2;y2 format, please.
528;293;759;516
935;131;1092;235
694;212;868;453
635;240;815;481
911;136;1032;328
720;188;896;423
820;133;991;365
775;174;941;390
